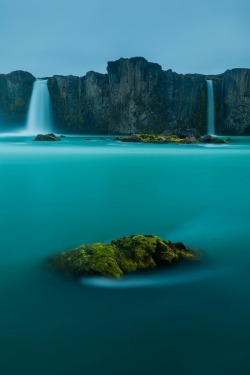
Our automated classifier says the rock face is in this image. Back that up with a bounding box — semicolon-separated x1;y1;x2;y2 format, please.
48;57;207;134
49;234;199;279
207;69;250;135
0;59;249;135
48;72;110;134
0;71;35;128
48;59;250;135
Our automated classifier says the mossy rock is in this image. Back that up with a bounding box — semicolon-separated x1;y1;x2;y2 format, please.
118;133;196;144
118;133;228;145
119;134;183;144
49;235;199;279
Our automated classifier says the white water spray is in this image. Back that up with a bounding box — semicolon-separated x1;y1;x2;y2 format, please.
206;80;215;135
26;79;53;135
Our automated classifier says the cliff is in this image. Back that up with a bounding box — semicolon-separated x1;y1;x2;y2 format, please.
48;72;110;133
208;69;250;135
0;58;249;135
0;71;35;128
48;57;207;134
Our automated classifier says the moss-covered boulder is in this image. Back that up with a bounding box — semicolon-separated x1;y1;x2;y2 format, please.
49;235;199;279
118;134;193;144
119;133;228;145
34;133;61;141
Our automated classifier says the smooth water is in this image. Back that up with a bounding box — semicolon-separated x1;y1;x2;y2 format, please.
0;136;250;375
207;80;215;135
26;80;53;135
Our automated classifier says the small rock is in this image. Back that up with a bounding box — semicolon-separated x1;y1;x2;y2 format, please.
34;133;61;141
201;135;226;144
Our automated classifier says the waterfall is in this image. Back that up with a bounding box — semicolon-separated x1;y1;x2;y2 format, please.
26;79;53;134
206;80;215;135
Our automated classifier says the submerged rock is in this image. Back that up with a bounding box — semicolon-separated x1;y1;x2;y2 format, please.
49;235;199;279
34;133;61;141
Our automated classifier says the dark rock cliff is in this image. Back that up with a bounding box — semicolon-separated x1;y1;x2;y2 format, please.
0;59;249;135
207;69;250;135
0;71;35;127
48;72;110;133
48;57;207;134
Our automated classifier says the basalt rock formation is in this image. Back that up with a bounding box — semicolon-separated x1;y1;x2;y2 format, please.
207;69;250;135
0;58;249;135
0;70;35;128
48;58;207;134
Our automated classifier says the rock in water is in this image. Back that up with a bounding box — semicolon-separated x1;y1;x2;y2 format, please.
118;134;191;144
201;135;227;144
118;133;228;144
49;235;199;279
34;133;61;141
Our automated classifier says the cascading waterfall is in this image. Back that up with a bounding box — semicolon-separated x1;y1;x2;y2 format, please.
206;80;215;135
26;79;53;134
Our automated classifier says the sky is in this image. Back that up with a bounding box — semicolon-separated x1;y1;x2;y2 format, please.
0;0;249;77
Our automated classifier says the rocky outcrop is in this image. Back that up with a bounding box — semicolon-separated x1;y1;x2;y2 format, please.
49;234;199;279
0;71;35;128
207;69;250;135
48;57;207;134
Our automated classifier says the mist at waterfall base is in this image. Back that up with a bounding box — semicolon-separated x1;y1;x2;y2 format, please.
0;137;250;375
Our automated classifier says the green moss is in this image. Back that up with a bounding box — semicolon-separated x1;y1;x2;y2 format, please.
168;135;183;143
49;235;199;279
112;235;158;272
51;243;123;278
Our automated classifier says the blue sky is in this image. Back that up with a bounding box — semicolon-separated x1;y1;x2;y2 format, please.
0;0;249;77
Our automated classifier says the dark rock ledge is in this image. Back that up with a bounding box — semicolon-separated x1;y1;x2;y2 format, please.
48;235;199;279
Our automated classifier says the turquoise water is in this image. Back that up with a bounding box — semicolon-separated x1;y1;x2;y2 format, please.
0;136;250;375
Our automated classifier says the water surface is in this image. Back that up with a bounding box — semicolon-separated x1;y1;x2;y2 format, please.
0;136;250;375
